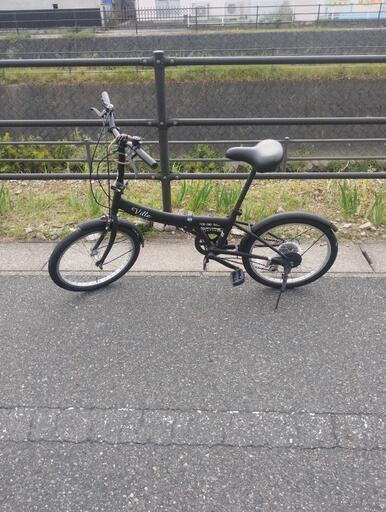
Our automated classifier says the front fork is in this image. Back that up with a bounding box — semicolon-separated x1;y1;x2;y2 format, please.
94;221;117;269
94;139;127;268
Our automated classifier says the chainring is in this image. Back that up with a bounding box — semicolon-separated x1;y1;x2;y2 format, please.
194;229;224;255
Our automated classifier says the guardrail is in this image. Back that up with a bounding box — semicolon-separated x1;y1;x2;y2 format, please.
0;51;385;212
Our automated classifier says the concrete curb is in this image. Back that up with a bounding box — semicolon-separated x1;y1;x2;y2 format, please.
0;239;385;274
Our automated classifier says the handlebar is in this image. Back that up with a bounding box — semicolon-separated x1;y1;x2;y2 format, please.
133;145;158;169
101;91;114;110
93;91;158;170
99;91;120;138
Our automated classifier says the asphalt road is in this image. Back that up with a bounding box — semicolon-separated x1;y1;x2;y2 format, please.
0;275;385;511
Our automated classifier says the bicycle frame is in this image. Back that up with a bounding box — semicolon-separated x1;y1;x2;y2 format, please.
104;139;284;270
48;95;337;301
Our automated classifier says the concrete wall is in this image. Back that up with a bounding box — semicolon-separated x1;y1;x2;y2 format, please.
0;79;384;147
1;27;385;58
0;28;384;155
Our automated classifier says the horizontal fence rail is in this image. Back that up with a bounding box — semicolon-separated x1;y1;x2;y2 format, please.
0;51;385;212
2;46;386;60
2;54;386;67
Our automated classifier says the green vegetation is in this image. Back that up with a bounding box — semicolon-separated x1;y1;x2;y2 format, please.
1;174;384;240
216;183;243;210
0;184;11;214
0;132;87;173
339;181;360;216
0;139;384;239
367;188;385;227
1;63;386;86
187;181;213;211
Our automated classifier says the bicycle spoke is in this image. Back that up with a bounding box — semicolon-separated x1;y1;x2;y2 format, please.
246;221;333;287
96;238;127;251
54;228;138;289
300;232;326;256
103;249;134;266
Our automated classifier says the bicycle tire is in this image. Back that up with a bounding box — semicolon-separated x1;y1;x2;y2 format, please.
48;222;141;291
241;213;338;289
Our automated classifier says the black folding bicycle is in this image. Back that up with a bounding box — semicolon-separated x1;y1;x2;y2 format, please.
48;92;338;307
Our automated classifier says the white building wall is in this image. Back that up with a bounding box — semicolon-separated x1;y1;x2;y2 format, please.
0;0;100;10
135;0;318;20
136;0;263;16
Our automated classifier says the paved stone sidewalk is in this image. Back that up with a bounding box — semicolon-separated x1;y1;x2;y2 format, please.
0;238;385;273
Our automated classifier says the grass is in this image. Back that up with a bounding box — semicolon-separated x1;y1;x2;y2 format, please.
0;143;384;239
367;188;386;226
187;181;213;211
1;63;386;86
216;183;243;210
0;184;11;214
1;174;384;240
339;181;360;216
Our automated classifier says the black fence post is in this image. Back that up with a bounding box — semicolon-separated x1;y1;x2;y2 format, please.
256;5;259;29
13;13;19;34
153;50;172;212
281;136;290;171
84;139;93;173
195;7;198;30
316;4;321;24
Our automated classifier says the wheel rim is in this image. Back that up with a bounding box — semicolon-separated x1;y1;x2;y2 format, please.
56;229;135;288
248;222;332;285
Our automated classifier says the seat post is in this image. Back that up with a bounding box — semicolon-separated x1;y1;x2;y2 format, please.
218;167;257;246
232;166;257;215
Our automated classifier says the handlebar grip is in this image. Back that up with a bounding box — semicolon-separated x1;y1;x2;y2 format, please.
135;147;158;169
101;91;113;110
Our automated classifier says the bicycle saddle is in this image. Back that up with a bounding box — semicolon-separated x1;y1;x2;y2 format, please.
225;139;284;172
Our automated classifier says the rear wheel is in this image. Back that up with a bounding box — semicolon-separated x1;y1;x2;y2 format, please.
48;224;140;291
241;214;338;289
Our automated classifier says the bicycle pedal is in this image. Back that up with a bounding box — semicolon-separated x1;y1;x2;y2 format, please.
230;269;245;286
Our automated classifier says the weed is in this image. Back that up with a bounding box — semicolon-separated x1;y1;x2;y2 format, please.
367;189;385;226
0;184;11;213
66;191;84;212
339;181;360;216
174;180;188;208
22;190;53;213
215;183;242;211
86;188;104;217
188;181;213;212
241;202;255;222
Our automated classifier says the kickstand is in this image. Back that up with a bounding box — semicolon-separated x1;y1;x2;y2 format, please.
274;266;290;311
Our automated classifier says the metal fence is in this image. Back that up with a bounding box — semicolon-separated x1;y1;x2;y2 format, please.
129;3;386;33
1;3;385;33
0;51;386;212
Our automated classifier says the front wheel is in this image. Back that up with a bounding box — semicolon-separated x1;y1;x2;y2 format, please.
241;213;338;289
48;223;141;291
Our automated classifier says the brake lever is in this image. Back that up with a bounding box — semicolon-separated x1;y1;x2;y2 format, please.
126;150;139;178
90;107;105;118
